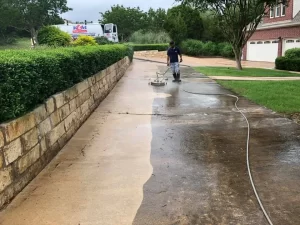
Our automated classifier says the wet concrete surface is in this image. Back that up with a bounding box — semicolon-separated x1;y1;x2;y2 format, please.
0;61;300;225
133;66;300;225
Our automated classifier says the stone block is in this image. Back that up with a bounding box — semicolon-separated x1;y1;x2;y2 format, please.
53;93;65;109
95;70;106;82
0;130;4;148
0;166;12;193
64;86;78;102
69;98;77;112
38;118;52;137
59;104;71;121
87;97;94;108
0;151;3;169
45;98;55;114
40;137;47;156
3;113;36;143
33;104;48;124
75;80;89;94
79;88;91;106
110;69;117;78
46;122;66;147
21;127;39;152
80;101;89;115
3;138;22;165
90;85;96;95
17;144;40;174
87;76;96;87
50;111;61;127
64;111;78;131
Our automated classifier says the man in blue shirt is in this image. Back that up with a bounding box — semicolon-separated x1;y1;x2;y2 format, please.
167;41;183;82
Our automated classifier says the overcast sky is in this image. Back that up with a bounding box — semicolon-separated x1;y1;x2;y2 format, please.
62;0;177;22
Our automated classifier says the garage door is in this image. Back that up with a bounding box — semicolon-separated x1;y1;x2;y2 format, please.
247;40;278;62
283;39;300;56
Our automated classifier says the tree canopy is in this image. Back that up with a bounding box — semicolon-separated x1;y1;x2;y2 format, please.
177;0;289;69
0;0;71;45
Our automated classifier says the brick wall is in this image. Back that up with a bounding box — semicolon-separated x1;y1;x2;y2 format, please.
263;0;294;23
0;57;130;209
250;25;300;40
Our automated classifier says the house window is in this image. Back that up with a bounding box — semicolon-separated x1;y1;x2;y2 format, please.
296;40;300;43
281;4;286;16
286;40;295;43
272;40;279;43
275;4;280;17
270;7;275;18
264;41;271;44
250;42;256;44
257;41;263;44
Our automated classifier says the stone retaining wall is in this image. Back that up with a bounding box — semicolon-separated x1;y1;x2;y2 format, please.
0;56;130;209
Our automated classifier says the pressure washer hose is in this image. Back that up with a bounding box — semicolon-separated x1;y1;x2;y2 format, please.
183;90;273;225
135;57;274;225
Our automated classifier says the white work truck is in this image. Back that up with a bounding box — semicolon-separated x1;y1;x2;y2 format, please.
54;21;119;43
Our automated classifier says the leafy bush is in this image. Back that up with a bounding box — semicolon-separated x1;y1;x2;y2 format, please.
284;48;300;59
275;56;300;72
95;36;113;45
72;35;98;46
131;44;169;51
180;39;234;58
38;26;71;47
129;30;171;44
0;45;133;122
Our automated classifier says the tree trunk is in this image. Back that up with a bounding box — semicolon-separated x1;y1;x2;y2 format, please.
234;47;243;70
30;28;38;46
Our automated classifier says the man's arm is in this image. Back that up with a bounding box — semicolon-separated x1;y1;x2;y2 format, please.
178;47;183;62
167;49;170;66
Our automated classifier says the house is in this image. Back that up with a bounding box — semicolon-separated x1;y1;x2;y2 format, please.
243;0;300;62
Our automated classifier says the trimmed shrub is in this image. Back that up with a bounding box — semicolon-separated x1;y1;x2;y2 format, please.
218;42;235;58
285;48;300;59
180;39;234;58
38;26;71;47
0;45;133;122
95;36;113;45
131;44;169;51
275;56;300;72
72;35;97;46
129;30;171;44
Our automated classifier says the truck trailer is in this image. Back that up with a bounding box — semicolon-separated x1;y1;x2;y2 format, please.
54;21;119;43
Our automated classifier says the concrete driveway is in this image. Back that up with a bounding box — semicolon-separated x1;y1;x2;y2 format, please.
134;51;275;69
0;60;299;225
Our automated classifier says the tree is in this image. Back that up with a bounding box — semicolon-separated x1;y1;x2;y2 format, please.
99;5;147;42
177;0;289;70
11;0;71;45
145;8;167;32
200;10;226;42
164;12;187;45
167;5;204;40
0;0;22;44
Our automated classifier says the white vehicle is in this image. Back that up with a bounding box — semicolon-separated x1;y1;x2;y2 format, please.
54;21;119;43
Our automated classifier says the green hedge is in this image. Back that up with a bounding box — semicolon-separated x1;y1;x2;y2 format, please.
275;56;300;72
0;44;133;123
131;44;169;51
180;39;234;58
285;48;300;59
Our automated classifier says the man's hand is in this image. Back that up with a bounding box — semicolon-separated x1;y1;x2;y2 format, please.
167;62;170;66
180;58;183;63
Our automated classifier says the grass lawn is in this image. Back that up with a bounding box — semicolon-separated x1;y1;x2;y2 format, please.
195;67;299;77
218;80;300;113
0;38;31;50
